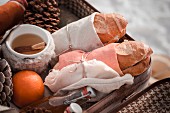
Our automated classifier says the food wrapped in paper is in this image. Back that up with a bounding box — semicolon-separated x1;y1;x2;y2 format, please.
52;12;127;56
52;12;103;56
44;59;134;94
45;41;152;95
54;41;152;76
55;43;123;75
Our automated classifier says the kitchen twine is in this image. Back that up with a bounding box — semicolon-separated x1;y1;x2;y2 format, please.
48;24;92;106
54;17;123;78
68;52;91;78
54;24;91;78
49;54;93;106
55;14;125;55
55;25;73;57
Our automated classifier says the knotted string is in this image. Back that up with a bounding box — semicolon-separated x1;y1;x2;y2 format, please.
54;24;90;78
56;25;73;57
68;52;91;78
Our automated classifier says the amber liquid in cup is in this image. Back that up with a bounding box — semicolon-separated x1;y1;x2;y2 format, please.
12;34;44;55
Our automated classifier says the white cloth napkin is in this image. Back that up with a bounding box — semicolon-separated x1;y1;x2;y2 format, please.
44;59;134;94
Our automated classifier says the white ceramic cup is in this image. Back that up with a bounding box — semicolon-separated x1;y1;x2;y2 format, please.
6;24;52;58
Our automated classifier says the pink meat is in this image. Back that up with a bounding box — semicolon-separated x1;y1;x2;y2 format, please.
56;43;123;75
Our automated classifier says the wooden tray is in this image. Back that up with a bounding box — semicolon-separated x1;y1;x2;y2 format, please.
0;0;150;113
21;0;152;112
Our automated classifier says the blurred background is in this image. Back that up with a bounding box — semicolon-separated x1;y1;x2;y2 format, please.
86;0;170;56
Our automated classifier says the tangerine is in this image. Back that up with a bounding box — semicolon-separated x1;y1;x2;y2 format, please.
12;70;44;108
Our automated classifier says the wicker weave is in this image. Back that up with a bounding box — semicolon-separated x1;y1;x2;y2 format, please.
59;0;98;18
117;78;170;113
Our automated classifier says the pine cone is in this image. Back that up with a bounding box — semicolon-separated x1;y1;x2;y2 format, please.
0;58;13;106
24;0;60;33
20;107;52;113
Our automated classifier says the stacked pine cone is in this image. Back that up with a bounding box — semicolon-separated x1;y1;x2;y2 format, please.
0;46;13;106
24;0;60;33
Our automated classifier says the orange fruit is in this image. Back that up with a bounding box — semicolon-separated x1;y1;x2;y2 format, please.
12;70;44;108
